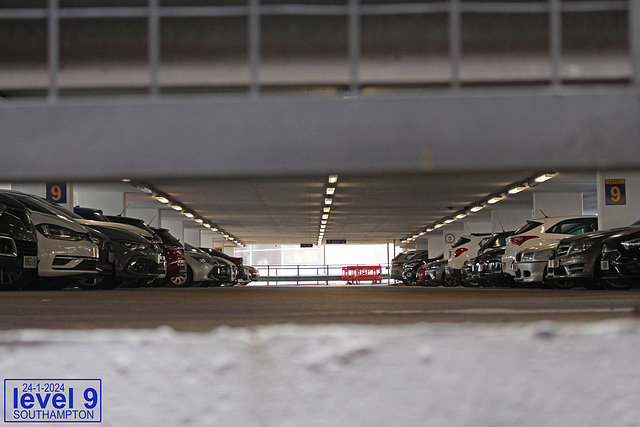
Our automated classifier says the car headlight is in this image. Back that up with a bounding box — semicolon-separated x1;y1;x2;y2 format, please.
520;249;551;262
36;224;89;241
621;238;640;250
568;241;595;255
120;241;150;251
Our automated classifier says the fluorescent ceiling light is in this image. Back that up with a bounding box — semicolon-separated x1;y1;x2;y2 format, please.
434;223;443;229
211;227;218;232
171;204;183;211
426;228;434;232
326;187;335;195
323;207;331;213
321;220;327;225
328;175;338;184
155;196;169;204
508;185;526;194
325;198;333;205
203;223;211;228
534;173;555;183
456;213;467;220
183;212;194;218
419;231;426;236
195;218;203;224
470;205;483;213
136;184;153;194
444;218;454;224
488;195;503;204
322;214;329;220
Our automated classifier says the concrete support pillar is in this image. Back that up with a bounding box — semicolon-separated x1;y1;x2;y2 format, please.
596;170;640;230
159;211;185;244
491;209;532;233
183;227;201;247
532;192;584;218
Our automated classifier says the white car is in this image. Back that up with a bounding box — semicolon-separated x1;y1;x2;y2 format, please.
28;211;99;281
502;216;598;278
444;234;491;286
172;244;223;287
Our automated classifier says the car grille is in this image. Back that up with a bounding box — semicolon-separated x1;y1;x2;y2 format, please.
555;244;571;257
15;240;38;257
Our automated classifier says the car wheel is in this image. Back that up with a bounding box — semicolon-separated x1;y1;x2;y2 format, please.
0;269;34;291
443;274;458;287
602;279;631;291
76;274;117;290
550;278;574;290
170;267;193;287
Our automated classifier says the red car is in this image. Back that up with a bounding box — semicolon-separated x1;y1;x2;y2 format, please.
150;227;187;285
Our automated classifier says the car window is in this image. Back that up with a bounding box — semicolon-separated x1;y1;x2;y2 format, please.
514;220;543;235
478;237;491;247
452;237;470;248
547;218;597;235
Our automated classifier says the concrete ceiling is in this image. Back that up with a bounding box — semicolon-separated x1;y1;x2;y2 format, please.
124;170;597;246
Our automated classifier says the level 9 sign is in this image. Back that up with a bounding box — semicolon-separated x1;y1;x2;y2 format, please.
46;183;67;204
604;179;626;205
4;379;101;423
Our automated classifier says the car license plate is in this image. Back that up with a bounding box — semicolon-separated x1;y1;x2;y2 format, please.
23;256;37;269
548;259;559;269
600;260;610;270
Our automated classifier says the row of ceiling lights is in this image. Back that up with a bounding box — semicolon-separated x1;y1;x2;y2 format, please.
318;175;338;246
401;172;556;244
126;180;245;247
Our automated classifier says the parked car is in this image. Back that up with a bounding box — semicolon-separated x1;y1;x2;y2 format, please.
0;194;38;290
402;253;442;286
176;244;227;287
3;192;162;289
513;242;558;288
425;259;448;287
1;191;102;289
547;224;639;289
502;216;598;279
198;247;242;285
600;222;640;290
151;227;187;286
444;234;491;286
391;250;428;282
463;231;516;287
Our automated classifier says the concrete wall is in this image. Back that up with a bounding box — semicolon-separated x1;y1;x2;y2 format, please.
1;321;639;426
597;170;640;229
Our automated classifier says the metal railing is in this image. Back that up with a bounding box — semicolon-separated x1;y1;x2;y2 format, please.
254;264;392;285
0;0;635;100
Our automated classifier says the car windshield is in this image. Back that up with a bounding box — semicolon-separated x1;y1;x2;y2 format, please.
156;229;181;245
451;237;470;248
184;243;208;255
514;220;543;235
631;219;640;226
7;193;83;220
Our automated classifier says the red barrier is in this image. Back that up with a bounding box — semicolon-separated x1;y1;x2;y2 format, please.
341;265;383;284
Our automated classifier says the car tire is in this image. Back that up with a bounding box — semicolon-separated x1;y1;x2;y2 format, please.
0;269;34;291
602;279;631;291
75;274;118;290
170;266;193;287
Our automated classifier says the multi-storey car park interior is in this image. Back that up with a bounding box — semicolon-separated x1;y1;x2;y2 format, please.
1;1;640;425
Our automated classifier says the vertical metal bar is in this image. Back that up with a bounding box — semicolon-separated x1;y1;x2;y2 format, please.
349;0;361;95
248;0;261;96
631;0;640;90
149;0;160;96
449;0;461;89
48;0;59;101
550;0;562;89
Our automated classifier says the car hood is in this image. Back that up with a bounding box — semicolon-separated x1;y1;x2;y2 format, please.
559;227;631;244
76;219;150;243
601;226;640;242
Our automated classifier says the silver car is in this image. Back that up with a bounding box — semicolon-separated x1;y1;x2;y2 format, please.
514;242;557;288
